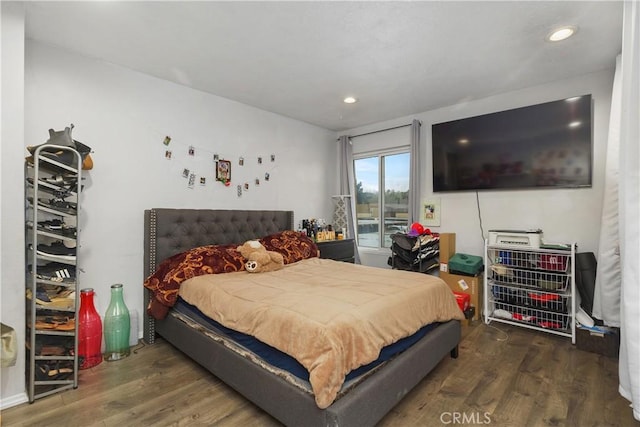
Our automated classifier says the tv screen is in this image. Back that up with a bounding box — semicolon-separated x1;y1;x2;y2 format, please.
432;95;592;192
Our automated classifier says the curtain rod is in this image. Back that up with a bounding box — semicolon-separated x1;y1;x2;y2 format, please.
337;121;419;141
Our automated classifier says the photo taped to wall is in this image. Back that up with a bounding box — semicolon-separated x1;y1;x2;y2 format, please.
216;159;231;183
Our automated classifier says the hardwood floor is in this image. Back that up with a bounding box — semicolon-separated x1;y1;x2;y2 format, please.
2;323;637;427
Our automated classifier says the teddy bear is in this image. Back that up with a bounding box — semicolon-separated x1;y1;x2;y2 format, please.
236;240;285;273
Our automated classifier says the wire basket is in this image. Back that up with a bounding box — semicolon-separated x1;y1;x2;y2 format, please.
488;248;571;273
489;266;570;292
491;301;571;332
491;283;570;313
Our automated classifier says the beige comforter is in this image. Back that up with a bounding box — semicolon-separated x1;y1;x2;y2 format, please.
179;257;464;408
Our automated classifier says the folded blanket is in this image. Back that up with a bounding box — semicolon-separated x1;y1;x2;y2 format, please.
179;258;465;408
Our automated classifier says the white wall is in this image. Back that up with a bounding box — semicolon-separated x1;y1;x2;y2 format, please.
348;69;614;266
23;40;337;322
1;1;27;408
0;38;336;405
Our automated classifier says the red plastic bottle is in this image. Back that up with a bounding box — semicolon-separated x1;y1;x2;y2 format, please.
78;288;103;369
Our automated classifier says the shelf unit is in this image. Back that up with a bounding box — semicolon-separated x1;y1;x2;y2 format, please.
483;241;576;344
389;233;440;273
25;145;82;402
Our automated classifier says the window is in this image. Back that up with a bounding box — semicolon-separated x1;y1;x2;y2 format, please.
354;151;410;248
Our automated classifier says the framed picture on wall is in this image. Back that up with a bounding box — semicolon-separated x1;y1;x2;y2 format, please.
422;198;441;227
216;159;231;184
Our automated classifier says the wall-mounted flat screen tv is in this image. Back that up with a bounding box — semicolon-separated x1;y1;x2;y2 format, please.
432;94;592;192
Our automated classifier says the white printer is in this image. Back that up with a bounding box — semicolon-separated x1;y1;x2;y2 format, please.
488;229;542;249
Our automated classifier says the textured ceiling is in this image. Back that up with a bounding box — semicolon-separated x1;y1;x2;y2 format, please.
24;1;623;131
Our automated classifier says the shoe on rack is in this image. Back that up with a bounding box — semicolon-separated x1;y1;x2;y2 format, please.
26;287;75;309
29;335;75;357
50;188;72;200
28;174;79;188
53;179;83;195
38;344;66;356
25;288;52;305
38;198;77;214
35;315;75;331
37;219;64;231
34;262;76;278
27;196;77;214
26;145;79;167
36;241;76;260
32;219;77;238
35;361;74;381
26;177;81;197
29;262;76;283
41;150;83;168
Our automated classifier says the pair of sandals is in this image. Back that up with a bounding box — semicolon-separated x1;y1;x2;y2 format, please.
34;315;75;331
36;361;74;381
27;287;75;309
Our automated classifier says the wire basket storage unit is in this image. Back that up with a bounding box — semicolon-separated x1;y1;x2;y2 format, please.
484;242;576;343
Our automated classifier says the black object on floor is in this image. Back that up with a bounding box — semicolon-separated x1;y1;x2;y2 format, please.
575;252;597;316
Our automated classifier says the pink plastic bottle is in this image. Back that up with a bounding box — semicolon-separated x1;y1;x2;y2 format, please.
78;288;103;369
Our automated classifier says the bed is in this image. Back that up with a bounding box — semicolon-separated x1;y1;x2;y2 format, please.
143;208;462;426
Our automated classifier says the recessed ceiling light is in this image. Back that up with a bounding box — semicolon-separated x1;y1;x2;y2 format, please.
568;121;582;128
547;26;577;42
458;138;469;145
343;96;357;104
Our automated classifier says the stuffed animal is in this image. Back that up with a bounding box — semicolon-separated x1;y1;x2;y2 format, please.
236;240;285;273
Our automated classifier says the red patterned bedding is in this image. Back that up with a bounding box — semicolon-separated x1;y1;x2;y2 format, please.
144;230;318;319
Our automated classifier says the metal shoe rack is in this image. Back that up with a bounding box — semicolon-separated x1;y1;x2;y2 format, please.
25;145;81;402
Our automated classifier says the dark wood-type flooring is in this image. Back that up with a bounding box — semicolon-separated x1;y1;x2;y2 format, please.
2;322;637;426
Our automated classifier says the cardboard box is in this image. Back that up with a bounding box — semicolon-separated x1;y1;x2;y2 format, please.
437;233;483;321
440;271;483;321
439;233;456;264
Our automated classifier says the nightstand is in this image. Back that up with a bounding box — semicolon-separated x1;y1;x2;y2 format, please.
317;239;355;263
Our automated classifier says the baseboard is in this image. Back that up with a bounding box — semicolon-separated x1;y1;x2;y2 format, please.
0;391;28;410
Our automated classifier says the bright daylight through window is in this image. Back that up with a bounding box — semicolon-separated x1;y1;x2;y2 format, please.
354;152;410;248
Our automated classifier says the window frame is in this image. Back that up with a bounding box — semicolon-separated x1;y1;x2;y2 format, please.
353;147;410;250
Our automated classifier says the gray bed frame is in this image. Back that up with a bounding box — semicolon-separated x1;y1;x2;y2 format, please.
143;208;460;427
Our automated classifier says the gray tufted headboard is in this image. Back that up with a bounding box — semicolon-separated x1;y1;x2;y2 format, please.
143;208;294;278
143;208;294;343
